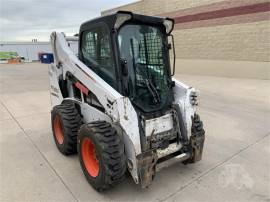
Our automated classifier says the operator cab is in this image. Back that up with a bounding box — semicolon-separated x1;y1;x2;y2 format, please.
78;11;175;115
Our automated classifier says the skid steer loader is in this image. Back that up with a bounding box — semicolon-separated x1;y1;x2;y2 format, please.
49;11;205;191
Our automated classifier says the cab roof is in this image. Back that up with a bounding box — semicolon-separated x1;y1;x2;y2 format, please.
79;11;171;33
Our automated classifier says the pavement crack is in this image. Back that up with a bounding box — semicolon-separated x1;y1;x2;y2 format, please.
160;132;270;202
1;101;79;202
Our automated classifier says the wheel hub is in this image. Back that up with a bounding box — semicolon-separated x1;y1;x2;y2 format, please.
81;137;100;177
54;115;64;145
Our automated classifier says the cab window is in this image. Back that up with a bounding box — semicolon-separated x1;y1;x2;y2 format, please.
81;26;116;89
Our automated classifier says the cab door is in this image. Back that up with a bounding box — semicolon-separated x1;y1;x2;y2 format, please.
81;24;117;90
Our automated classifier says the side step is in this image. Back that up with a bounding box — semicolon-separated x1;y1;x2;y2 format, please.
157;150;190;164
137;150;190;188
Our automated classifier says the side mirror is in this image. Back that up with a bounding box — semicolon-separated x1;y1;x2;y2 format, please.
120;59;128;76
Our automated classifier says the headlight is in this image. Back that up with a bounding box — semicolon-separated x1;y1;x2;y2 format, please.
190;90;199;106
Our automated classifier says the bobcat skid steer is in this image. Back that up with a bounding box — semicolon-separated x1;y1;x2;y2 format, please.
49;11;205;191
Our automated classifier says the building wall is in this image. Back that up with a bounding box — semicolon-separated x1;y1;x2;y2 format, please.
102;0;228;16
102;0;270;79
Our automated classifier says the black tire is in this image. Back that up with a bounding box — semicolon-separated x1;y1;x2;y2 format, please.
192;114;204;135
78;121;126;191
183;114;205;164
51;103;82;155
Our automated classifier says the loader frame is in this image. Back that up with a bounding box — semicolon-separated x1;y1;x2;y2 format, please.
49;11;204;187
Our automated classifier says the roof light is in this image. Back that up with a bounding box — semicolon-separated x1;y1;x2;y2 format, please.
163;18;174;34
115;11;133;29
190;90;199;106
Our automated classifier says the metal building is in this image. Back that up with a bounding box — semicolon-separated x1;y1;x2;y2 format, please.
0;42;51;62
0;40;78;62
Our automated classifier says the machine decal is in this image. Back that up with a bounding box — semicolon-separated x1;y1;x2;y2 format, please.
51;92;59;98
51;85;59;93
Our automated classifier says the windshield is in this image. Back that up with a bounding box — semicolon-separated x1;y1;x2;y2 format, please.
118;24;172;112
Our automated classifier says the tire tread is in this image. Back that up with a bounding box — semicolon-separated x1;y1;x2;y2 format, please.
51;103;82;155
78;121;126;191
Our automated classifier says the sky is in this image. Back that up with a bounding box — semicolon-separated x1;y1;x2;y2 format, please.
0;0;137;42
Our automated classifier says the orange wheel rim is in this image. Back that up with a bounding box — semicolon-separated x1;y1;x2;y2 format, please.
82;138;100;177
53;115;64;144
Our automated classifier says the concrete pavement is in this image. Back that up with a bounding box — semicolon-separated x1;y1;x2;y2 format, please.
0;63;269;202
